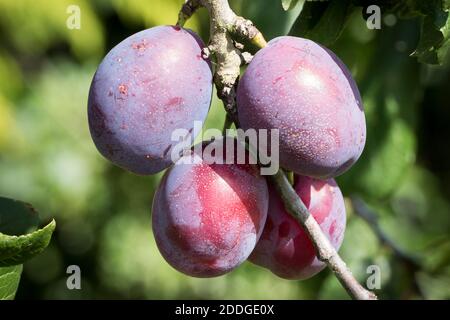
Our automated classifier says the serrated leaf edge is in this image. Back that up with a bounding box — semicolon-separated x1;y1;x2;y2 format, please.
0;219;56;267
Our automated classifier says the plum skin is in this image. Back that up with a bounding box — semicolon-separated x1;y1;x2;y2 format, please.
88;25;212;175
249;175;346;280
237;36;366;179
152;140;269;277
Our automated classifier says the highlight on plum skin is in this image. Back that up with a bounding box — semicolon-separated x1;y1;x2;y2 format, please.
151;139;269;278
237;36;366;179
88;25;212;175
249;175;346;280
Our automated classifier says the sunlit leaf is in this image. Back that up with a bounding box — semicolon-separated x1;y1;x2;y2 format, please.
0;220;56;267
281;0;302;11
407;0;449;64
289;0;354;46
241;0;303;40
0;197;56;267
0;265;22;300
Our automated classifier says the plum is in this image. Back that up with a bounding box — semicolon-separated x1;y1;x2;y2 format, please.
249;175;346;280
237;36;366;178
152;139;269;277
88;26;212;175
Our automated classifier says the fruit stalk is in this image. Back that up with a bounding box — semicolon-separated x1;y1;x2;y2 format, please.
271;171;377;300
177;0;201;27
180;0;377;300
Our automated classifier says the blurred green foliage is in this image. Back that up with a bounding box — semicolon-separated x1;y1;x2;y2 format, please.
0;0;448;300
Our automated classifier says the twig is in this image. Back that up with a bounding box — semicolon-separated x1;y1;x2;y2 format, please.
240;51;254;65
271;171;377;300
179;0;377;300
177;0;201;27
199;0;266;123
351;196;425;298
222;113;233;135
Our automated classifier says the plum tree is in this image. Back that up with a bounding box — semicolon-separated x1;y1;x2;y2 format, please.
237;36;366;179
249;175;346;280
88;26;212;175
152;139;269;277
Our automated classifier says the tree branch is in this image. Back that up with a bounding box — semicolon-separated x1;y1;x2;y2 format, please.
272;172;377;300
179;0;377;300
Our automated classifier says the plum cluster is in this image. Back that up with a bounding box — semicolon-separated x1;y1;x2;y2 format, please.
88;26;366;280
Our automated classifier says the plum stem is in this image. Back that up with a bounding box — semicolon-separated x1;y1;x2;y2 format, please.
286;170;295;186
178;0;377;301
177;0;201;27
222;113;234;135
271;170;378;300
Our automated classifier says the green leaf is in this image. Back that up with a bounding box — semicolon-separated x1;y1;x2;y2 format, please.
0;197;40;236
241;0;304;40
318;217;383;299
0;197;56;267
0;220;56;267
358;0;449;64
338;92;417;199
0;265;23;300
289;0;354;46
416;272;450;299
352;0;450;64
281;0;302;11
387;167;450;252
337;23;421;199
403;0;450;64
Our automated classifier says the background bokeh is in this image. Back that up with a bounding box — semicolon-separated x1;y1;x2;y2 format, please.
0;0;449;299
